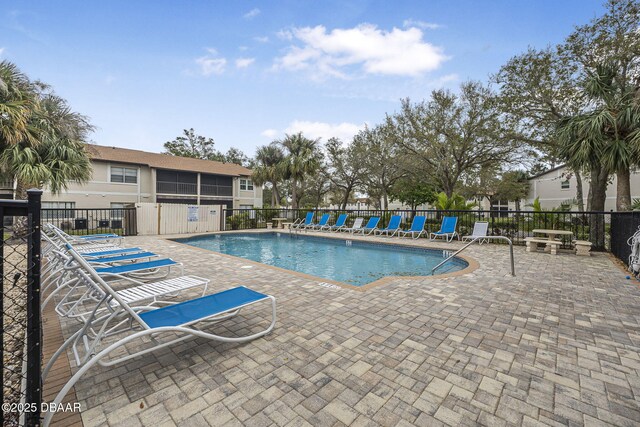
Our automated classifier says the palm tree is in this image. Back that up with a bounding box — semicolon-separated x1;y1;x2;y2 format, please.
557;63;640;211
433;192;477;210
0;60;39;147
252;143;285;206
0;80;93;197
277;133;322;210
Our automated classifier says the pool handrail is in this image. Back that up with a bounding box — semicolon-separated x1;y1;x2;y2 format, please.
431;235;515;276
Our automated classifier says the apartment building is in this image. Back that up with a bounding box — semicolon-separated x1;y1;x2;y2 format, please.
527;164;640;211
42;144;262;212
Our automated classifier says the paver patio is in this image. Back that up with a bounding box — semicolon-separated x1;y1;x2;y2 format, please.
45;231;640;426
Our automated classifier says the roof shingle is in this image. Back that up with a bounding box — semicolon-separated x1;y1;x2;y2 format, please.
85;144;252;177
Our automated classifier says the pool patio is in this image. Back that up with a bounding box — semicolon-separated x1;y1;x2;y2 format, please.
45;231;640;426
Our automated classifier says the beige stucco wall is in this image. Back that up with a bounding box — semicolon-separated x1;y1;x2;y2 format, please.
234;177;263;208
42;161;152;209
43;160;262;209
527;166;640;211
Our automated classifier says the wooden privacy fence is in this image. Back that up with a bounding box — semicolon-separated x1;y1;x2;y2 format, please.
136;202;222;235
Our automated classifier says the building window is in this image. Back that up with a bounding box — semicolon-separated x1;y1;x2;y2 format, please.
240;179;254;191
110;202;132;219
110;166;137;184
561;180;570;189
42;202;76;219
490;200;509;218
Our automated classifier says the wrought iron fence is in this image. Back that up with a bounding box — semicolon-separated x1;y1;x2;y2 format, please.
2;190;42;426
223;208;614;251
41;208;137;236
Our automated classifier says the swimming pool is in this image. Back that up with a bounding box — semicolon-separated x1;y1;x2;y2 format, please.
175;232;469;287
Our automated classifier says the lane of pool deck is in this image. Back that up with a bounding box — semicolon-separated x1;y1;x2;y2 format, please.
168;229;480;291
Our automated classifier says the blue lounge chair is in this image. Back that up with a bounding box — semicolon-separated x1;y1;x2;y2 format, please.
307;213;331;230
93;258;182;277
85;251;159;263
397;216;427;239
353;217;380;235
374;215;403;237
47;223;123;246
291;212;314;230
430;216;459;242
43;246;275;426
322;214;348;232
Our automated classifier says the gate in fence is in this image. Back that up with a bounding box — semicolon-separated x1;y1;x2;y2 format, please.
610;211;640;268
136;202;222;235
1;190;42;426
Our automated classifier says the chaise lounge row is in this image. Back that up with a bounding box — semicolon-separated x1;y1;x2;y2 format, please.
290;213;489;242
40;224;277;426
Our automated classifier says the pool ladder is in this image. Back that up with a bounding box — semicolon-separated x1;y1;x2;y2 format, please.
431;236;515;276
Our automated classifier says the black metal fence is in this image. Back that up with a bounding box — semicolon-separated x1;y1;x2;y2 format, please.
610;211;640;268
223;207;614;250
41;208;137;236
2;190;42;426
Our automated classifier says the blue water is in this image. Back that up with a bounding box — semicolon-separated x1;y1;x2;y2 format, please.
174;233;468;287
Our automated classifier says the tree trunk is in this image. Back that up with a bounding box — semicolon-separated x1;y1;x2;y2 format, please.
382;188;388;210
291;178;298;210
443;181;454;198
588;166;609;249
272;183;281;207
341;184;353;210
574;170;584;211
616;168;632;211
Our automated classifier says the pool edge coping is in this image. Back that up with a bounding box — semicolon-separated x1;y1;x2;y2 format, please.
166;229;480;292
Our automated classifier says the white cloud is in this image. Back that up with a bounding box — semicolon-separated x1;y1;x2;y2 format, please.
273;24;449;79
284;120;364;142
104;75;116;85
276;29;293;41
235;57;255;68
261;129;279;139
194;48;227;76
402;19;443;30
254;36;269;43
0;47;4;57
243;8;260;19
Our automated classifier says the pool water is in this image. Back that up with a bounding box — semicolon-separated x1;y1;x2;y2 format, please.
174;233;468;287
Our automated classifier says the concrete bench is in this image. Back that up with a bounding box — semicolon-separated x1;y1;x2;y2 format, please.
573;240;592;256
525;237;561;255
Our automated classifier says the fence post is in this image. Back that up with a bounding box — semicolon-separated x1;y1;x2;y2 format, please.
26;189;42;426
1;204;4;427
221;208;227;231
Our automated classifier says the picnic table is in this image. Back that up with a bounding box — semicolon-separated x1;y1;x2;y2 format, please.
527;229;574;255
271;217;288;229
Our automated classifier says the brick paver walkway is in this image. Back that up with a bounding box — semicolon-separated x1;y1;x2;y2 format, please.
46;231;640;426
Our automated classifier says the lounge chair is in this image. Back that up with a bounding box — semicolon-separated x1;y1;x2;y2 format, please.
341;217;364;233
397;216;427;239
429;216;459;242
42;244;276;427
353;217;380;236
321;213;348;232
461;221;489;244
47;223;123;246
290;212;314;230
374;215;402;237
307;213;331;230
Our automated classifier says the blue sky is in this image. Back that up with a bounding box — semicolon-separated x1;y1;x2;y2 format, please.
1;0;605;157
